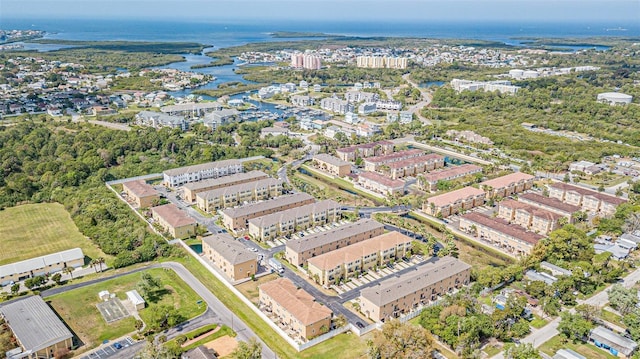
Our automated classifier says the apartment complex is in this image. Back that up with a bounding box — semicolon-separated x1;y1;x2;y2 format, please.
135;110;188;131
122;180;159;208
363;149;424;172
151;203;197;239
359;257;471;322
195;178;283;212
480;172;535;199
423;186;486;218
498;199;563;235
357;171;405;196
518;192;580;220
182;170;269;202
312;154;351;177
0;248;84;286
419;164;483;192
335;141;394;162
385;154;445;179
320;97;354;114
202;233;257;281
291;53;322;70
285;219;385;266
450;79;520;95
0;296;74;359
259;278;333;340
459;212;544;256
548;182;627;216
307;232;412;286
221;193;315;232
356;56;408;69
163;159;243;188
248;200;341;241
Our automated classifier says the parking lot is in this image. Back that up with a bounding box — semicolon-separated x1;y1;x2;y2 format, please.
332;255;426;294
265;221;349;248
81;337;135;359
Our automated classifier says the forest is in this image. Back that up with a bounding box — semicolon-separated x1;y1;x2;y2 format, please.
0;120;273;267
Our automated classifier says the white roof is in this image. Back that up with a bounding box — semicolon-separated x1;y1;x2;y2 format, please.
598;92;632;100
126;290;145;305
0;248;84;278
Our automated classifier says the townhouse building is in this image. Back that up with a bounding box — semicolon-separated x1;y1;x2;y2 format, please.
182;170;269;202
459;212;544;256
221;193;315;232
423;186;486;218
312;154;351;177
320;97;354;114
259;278;333;340
498;199;563;235
248;200;341;241
195;178;283;212
518;192;581;221
285;219;385;266
122;180;159;208
307;232;412;287
151;203;197;239
335;141;394;162
363;149;425;172
202;233;257;281
162;159;243;188
0;248;84;286
357;171;405;196
385;154;444;179
359;257;471;322
419;164;483;192
548;182;627;216
480;172;535;199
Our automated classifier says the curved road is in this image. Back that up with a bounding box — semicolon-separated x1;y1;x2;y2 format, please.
44;262;275;359
402;72;433;124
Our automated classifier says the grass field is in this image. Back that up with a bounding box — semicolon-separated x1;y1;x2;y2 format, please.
235;273;280;304
46;268;205;352
0;203;108;265
164;255;369;359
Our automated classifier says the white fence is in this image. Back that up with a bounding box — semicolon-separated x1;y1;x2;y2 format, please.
298;325;352;351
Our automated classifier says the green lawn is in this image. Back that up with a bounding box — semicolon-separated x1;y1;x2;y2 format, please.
600;308;626;329
0;203;109;265
539;335;618;359
300;165;385;205
165;324;236;353
46;268;205;352
165;255;369;359
530;315;548;329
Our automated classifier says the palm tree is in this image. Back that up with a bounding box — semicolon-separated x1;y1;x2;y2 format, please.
96;257;105;272
62;266;74;280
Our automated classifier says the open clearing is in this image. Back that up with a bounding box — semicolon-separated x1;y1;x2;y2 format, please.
46;267;205;352
0;202;108;265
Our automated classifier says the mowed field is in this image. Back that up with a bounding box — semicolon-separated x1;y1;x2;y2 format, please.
0;202;108;265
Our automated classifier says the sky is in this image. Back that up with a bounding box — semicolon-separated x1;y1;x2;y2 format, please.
1;0;638;23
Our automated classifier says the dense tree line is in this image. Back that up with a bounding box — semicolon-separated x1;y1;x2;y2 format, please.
0;121;273;267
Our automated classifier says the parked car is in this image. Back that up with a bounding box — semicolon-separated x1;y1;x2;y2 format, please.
113;343;123;350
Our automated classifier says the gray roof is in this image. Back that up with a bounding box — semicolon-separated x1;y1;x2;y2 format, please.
248;200;340;229
540;261;572;276
360;257;471;307
202;233;256;265
222;193;314;219
197;178;282;202
182;345;218;359
525;270;558;285
182;171;269;191
590;326;638;356
163;159;242;177
0;248;84;278
136;110;184;125
161;102;222;113
313;153;350;167
0;296;73;353
621;232;640;244
553;349;586;359
204;109;240;122
286;218;384;253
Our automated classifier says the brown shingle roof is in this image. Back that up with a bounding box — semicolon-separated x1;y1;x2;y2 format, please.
151;204;196;228
248;200;340;229
480;172;534;189
387;154;443;169
461;212;544;245
519;192;581;214
422;164;483;183
286;219;384;253
358;171;405;188
426;186;485;207
163;159;241;177
221;193;314;219
336;140;393;154
202;233;256;265
182;171;269;191
313;154;350;167
122;180;159;198
549;182;627;205
501;199;563;221
260;278;332;326
365;149;424;164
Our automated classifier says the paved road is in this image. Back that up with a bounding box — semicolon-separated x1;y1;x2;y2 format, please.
402;73;433;125
491;267;640;358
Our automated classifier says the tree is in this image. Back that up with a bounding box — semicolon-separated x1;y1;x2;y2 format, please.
623;310;640;341
558;312;593;341
95;257;106;272
367;319;433;359
10;283;20;295
231;337;262;359
608;284;638;315
504;343;541;359
62;266;74;280
51;273;63;285
137;273;162;301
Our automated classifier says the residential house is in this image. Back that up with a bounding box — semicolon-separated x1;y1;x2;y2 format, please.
307;231;412;286
359;257;471;322
202;233;257;281
259;278;333;340
589;326;638;358
122;180;160;208
260;127;290;138
151;204;197;239
423;186;486;218
312;154;351;177
285;219;385;266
